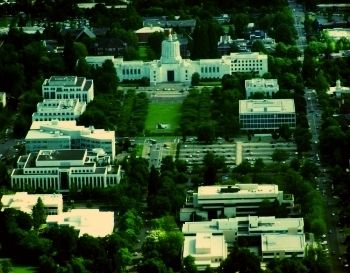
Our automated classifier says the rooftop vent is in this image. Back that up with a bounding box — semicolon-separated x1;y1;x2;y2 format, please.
220;185;240;193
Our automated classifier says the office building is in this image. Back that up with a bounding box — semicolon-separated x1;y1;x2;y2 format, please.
182;216;305;269
180;184;294;222
25;120;116;160
245;78;279;98
42;76;94;103
11;149;121;192
1;192;63;215
183;233;227;271
86;33;268;86
32;99;86;121
239;99;296;131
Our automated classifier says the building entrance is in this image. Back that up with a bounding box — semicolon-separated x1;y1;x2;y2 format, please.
167;70;175;82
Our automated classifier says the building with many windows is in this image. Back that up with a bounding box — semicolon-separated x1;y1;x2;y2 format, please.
180;184;294;222
42;76;94;103
11;149;121;192
85;33;268;86
25;120;116;160
182;216;305;269
32;99;87;121
239;99;296;131
245;78;279;98
1;192;63;215
47;209;114;237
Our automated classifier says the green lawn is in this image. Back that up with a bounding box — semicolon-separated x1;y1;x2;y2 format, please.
145;102;181;135
11;267;37;273
138;46;149;61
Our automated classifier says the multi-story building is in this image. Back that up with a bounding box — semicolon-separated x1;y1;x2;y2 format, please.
25;120;116;160
183;233;227;271
11;149;121;192
47;209;114;237
86;33;268;86
32;99;86;122
245;78;279;98
239;99;296;131
327;79;350;97
1;192;63;215
42;76;94;103
180;184;294;222
182;216;305;269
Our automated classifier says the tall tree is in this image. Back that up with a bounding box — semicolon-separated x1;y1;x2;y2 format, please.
32;197;46;230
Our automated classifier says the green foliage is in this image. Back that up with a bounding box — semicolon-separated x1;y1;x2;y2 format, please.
32;197;46;230
191;72;200;86
271;149;289;162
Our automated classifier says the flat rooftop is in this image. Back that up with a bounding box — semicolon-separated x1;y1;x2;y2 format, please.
36;149;86;161
239;99;295;114
245;78;278;88
323;28;350;40
261;234;305;253
197;184;280;198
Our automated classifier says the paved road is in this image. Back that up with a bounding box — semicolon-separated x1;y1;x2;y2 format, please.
289;0;307;52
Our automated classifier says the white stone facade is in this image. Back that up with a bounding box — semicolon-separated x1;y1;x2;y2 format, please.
25;120;116;160
86;34;268;85
42;76;94;103
245;78;279;98
1;192;63;215
11;149;121;192
32;99;87;121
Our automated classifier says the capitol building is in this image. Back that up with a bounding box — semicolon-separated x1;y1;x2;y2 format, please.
86;33;268;85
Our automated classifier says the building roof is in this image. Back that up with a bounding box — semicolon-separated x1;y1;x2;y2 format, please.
239;99;295;114
182;216;304;234
323;28;350;40
245;78;278;89
36;149;86;162
1;192;63;214
46;209;114;237
27;120;115;141
197;184;280;199
135;26;164;34
261;234;305;253
183;233;227;269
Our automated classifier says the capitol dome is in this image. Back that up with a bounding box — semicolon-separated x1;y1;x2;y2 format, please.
160;33;182;64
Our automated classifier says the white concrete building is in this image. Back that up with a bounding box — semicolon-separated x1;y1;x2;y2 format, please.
11;149;121;192
1;192;63;215
42;76;94;103
86;33;268;86
261;234;306;260
182;216;304;244
180;184;294;222
245;78;279;98
0;92;6;108
327;79;350;97
32;99;87;121
25;120;116;160
183;233;227;271
47;209;114;237
239;99;296;131
182;216;305;268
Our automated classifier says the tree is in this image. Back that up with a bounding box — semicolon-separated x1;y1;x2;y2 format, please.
191;72;200;86
182;256;198;273
271;149;289;163
279;124;292;141
148;31;165;59
32;197;46;230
